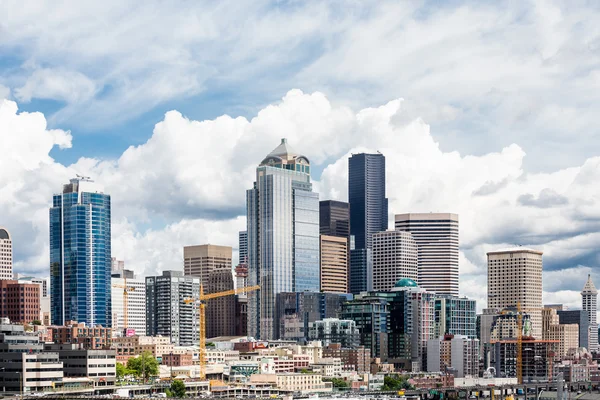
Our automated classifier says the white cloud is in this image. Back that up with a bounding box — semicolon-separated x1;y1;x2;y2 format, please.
0;84;10;100
1;91;599;312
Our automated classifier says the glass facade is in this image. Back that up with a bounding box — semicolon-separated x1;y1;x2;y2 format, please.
50;179;112;327
246;139;320;340
434;296;477;339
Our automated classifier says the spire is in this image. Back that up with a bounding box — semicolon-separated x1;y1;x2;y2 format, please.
582;274;598;295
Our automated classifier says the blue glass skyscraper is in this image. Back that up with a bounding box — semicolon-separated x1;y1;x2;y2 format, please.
348;153;387;294
50;178;112;327
247;138;320;340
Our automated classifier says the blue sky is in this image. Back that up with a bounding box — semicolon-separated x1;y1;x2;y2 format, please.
1;0;600;309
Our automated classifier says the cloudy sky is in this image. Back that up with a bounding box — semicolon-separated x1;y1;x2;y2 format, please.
1;0;599;311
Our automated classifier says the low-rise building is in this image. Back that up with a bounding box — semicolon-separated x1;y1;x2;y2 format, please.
162;353;193;367
51;321;112;349
250;373;333;393
111;335;173;362
308;318;359;348
0;280;40;324
45;344;116;394
206;349;240;364
492;339;558;381
323;344;371;373
311;357;342;376
408;373;455;389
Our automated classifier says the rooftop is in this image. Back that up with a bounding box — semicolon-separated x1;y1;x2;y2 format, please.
487;246;543;255
0;228;9;240
259;138;310;169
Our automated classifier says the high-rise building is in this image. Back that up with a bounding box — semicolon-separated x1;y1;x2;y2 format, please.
487;247;543;338
246;138;320;340
50;177;112;327
235;263;248;291
542;307;579;357
320;235;348;293
394;213;459;296
427;334;479;377
557;310;589;350
434;295;477;339
581;274;598;353
308;318;359;348
348;153;387;294
14;275;50;324
183;244;232;289
319;200;350;238
372;230;418;292
477;308;499;361
111;257;124;275
0;279;40;323
239;231;248;264
111;270;146;336
206;268;235;338
145;271;200;346
0;227;13;279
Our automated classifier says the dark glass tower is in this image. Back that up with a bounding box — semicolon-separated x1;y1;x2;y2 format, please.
348;153;387;294
50;178;112;327
319;200;350;238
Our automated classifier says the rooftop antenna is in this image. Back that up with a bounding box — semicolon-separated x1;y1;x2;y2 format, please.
76;174;94;182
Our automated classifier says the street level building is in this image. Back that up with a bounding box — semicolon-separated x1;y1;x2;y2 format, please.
50;178;112;327
487;247;543;338
395;213;459;296
0;227;12;279
246;139;320;340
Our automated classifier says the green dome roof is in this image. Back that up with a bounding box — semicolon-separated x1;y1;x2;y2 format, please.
395;278;418;288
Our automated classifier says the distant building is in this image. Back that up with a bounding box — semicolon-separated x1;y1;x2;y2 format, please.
427;334;479;378
238;231;248;264
319;200;350;238
581;275;598;353
51;320;112;349
275;292;348;341
111;257;125;275
235;296;248;336
111;270;146;336
246;139;320;340
308;318;359;348
111;335;173;363
372;230;418;292
478;308;500;362
492;339;557;381
435;295;477;339
557;309;590;350
50;178;112;327
487;247;543;338
395;213;459;296
323;343;371;373
183;244;232;288
350;248;370;294
0;227;13;279
206;268;236;338
320;235;348;293
145;271;200;346
0;279;40;323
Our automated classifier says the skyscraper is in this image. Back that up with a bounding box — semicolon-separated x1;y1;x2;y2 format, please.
395;213;459;295
206;268;236;338
319;201;350;238
372;230;418;292
487;247;543;338
183;244;232;289
581;274;598;353
246;138;320;340
111;269;146;335
239;231;248;264
0;227;12;280
320;235;348;293
348;153;387;294
50;178;112;327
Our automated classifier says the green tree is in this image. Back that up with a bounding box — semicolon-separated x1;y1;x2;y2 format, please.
126;351;159;380
31;320;42;326
324;378;349;389
170;379;187;398
381;375;413;391
116;363;134;380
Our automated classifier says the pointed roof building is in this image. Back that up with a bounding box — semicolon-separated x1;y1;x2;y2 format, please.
259;138;310;173
581;274;598;353
582;274;598;295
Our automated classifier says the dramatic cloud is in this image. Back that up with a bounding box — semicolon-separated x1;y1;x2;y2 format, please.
1;90;599;311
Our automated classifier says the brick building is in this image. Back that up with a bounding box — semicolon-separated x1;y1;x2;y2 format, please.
0;280;40;323
51;321;112;349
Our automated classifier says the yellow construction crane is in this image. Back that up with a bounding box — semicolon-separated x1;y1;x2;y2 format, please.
112;282;135;329
515;303;555;384
184;284;259;380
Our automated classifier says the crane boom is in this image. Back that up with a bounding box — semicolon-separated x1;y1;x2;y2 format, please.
183;284;259;381
112;282;135;330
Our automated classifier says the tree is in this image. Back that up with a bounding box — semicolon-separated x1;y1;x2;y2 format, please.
31;320;42;326
126;351;159;380
170;379;187;398
116;363;134;380
324;378;349;389
381;375;413;391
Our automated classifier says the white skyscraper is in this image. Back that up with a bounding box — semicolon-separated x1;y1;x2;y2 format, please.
395;213;459;295
372;230;418;292
0;227;13;280
487;247;543;339
582;274;598;353
111;270;146;336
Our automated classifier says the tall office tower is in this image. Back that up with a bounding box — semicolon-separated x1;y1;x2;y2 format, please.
487;247;543;339
183;244;232;289
50;177;112;327
111;269;146;336
582;274;598;353
394;213;459;296
434;295;477;339
246;138;320;340
372;230;418;292
145;271;200;346
111;257;124;275
319;200;350;238
350;248;371;294
206;268;236;338
320;235;348;293
239;231;248;264
0;227;12;279
557;309;589;350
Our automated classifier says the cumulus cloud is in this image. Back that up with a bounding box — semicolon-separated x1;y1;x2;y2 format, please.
518;188;569;208
1;91;599;313
14;68;98;104
0;84;10;100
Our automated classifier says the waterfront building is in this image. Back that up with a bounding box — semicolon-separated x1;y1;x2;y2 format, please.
0;227;12;279
50;177;112;326
183;244;232;288
372;230;418;292
395;213;459;295
487;247;543;338
246;139;320;339
581;275;598;353
320;235;348;293
145;271;200;346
